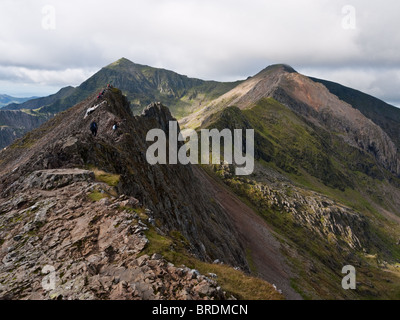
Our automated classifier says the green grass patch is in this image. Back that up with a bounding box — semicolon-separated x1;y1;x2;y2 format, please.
9;132;36;149
91;168;120;187
88;191;108;202
245;248;257;275
195;261;283;300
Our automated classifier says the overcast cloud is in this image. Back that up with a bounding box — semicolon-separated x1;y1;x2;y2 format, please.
0;0;399;106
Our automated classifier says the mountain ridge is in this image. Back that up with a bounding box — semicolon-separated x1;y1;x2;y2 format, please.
5;58;241;117
0;87;293;300
3;57;400;154
310;77;400;151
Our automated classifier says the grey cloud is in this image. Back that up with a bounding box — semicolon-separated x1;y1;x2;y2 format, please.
0;0;399;106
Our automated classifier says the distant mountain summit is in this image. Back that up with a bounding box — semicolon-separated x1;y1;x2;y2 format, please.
3;59;400;167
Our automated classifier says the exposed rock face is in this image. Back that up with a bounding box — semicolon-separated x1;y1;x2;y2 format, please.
0;88;248;273
216;164;370;252
271;72;400;177
142;102;176;134
253;182;367;250
18;169;95;191
0;172;225;300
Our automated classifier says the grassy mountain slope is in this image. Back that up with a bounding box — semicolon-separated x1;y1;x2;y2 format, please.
183;65;400;178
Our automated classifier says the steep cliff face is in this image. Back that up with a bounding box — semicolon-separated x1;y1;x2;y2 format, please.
310;77;400;152
0;126;21;150
0;88;247;270
270;72;400;177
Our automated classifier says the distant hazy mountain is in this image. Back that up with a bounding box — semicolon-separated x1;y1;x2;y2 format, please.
0;94;38;108
2;87;75;111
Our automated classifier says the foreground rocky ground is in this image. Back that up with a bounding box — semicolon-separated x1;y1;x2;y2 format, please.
0;169;229;300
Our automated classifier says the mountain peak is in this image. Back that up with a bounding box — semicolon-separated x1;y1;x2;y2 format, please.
106;57;136;69
257;64;297;76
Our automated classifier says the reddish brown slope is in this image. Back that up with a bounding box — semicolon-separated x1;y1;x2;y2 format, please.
193;167;302;300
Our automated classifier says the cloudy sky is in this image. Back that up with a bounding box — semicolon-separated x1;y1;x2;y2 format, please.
1;0;399;106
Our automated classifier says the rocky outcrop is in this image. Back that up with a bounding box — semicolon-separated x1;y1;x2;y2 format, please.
142;102;177;134
216;164;370;251
253;182;368;250
21;169;95;191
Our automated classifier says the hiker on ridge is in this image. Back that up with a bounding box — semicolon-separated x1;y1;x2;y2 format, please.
112;122;118;132
90;121;98;137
